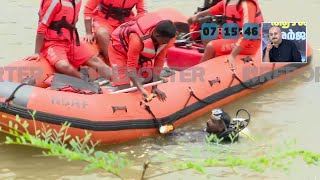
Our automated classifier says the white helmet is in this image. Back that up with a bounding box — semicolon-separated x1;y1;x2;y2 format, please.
211;108;224;120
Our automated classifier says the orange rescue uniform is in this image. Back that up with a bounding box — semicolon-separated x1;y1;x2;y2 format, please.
108;14;175;86
38;0;95;68
208;0;263;56
84;0;147;33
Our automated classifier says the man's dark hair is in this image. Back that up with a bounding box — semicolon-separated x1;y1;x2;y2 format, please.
154;20;177;38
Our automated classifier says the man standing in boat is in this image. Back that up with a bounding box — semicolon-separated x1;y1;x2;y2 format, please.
24;0;112;81
83;0;147;64
187;0;264;71
108;13;177;101
190;0;222;40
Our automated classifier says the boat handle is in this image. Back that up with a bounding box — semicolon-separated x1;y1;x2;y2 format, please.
208;77;221;87
112;106;127;113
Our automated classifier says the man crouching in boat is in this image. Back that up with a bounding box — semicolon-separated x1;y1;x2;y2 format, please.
108;13;177;101
24;0;112;81
187;0;264;72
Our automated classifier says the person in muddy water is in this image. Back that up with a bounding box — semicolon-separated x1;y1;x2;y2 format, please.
166;108;251;144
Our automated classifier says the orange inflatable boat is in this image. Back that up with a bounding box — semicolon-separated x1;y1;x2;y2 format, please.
0;8;313;145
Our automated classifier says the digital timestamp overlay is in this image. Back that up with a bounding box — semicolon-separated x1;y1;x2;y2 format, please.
201;23;260;40
201;22;308;63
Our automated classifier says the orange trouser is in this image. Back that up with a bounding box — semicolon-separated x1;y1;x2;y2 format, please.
41;40;95;69
92;16;118;33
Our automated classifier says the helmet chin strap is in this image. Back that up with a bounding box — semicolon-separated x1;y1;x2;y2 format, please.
210;113;221;120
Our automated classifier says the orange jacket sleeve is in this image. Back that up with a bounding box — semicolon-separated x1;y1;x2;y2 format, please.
236;0;258;47
153;38;176;75
135;0;147;19
127;33;144;73
84;0;99;19
37;0;61;34
209;1;224;15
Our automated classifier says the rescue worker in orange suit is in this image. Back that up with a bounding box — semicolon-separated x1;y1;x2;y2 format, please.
108;14;177;101
24;0;112;81
188;0;264;72
83;0;147;64
189;0;222;40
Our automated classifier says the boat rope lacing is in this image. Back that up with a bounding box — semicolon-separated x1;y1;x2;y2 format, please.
227;56;276;89
227;73;262;89
183;86;210;108
227;59;266;90
140;100;174;134
140;101;163;128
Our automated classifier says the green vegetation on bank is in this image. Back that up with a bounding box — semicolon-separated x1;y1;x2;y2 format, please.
0;111;319;179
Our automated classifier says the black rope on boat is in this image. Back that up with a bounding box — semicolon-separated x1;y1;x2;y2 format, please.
228;73;262;89
140;101;162;128
183;86;210;108
1;83;27;109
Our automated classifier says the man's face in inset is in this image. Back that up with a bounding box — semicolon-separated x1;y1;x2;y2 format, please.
269;26;282;45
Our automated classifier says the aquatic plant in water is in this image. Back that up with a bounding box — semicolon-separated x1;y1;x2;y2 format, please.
0;111;130;179
142;133;320;180
0;111;319;180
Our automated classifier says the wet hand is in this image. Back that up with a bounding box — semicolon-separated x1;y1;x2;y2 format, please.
152;88;167;102
83;34;95;44
141;89;155;102
23;53;41;61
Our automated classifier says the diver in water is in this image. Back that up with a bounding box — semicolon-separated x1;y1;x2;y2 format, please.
165;108;251;144
204;108;251;143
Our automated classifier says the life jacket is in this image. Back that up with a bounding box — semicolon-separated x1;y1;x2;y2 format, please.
110;13;168;67
98;0;138;23
223;0;263;28
39;0;81;45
